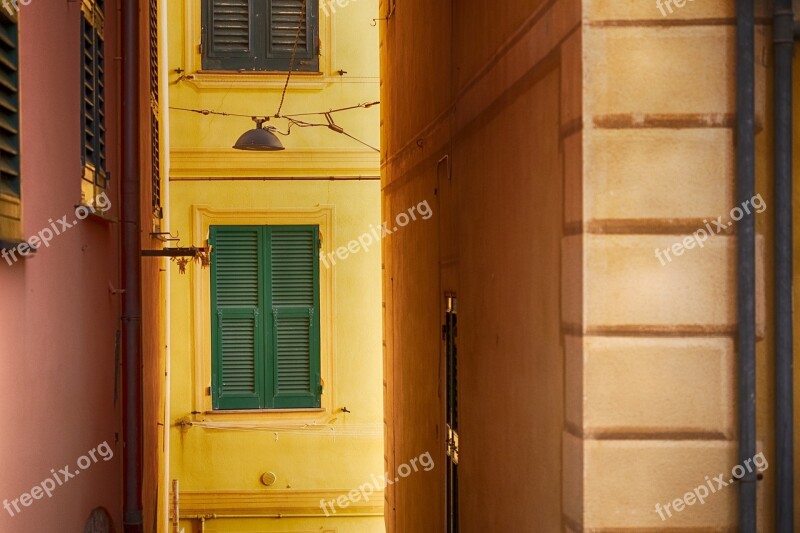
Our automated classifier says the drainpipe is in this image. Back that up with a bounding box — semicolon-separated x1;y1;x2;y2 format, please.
774;1;795;530
736;0;757;531
122;0;143;530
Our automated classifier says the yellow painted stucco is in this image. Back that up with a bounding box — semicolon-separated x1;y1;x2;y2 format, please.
164;0;384;531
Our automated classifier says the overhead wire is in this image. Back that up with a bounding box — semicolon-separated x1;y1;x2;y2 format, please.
168;0;379;152
168;102;380;120
274;0;307;118
169;103;381;152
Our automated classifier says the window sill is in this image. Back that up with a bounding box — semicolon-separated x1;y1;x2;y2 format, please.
84;210;117;225
181;71;376;90
0;238;33;255
197;69;323;76
0;239;36;266
205;408;325;415
191;407;331;427
75;202;117;224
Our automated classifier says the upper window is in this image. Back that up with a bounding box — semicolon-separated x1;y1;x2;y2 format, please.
201;0;319;72
80;0;107;206
0;9;20;242
210;225;321;410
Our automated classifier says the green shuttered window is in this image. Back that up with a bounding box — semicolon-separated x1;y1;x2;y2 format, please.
80;2;108;203
202;0;319;72
210;225;321;410
0;9;20;242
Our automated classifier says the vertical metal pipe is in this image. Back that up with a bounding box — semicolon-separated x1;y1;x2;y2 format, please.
122;0;143;530
774;1;795;530
736;0;757;531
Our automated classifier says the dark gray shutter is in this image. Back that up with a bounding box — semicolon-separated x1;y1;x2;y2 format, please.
0;10;18;199
202;0;319;72
203;0;259;70
81;13;96;169
149;0;161;219
81;9;107;187
96;21;106;185
0;9;19;241
266;0;318;71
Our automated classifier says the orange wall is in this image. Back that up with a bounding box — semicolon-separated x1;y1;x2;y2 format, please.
0;1;123;530
381;0;580;530
140;2;167;530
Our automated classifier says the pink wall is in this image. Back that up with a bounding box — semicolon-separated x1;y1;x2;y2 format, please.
0;0;122;530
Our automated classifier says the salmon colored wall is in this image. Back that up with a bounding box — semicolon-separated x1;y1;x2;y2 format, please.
0;1;123;531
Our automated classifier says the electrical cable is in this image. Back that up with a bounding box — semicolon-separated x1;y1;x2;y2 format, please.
275;0;307;118
169;104;380;152
167;0;380;152
168;102;380;120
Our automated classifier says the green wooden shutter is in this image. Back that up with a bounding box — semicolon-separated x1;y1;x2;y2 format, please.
0;10;20;241
266;0;318;71
266;226;321;408
202;0;260;70
211;226;266;409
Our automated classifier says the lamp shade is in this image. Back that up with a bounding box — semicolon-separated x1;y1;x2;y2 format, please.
233;121;285;151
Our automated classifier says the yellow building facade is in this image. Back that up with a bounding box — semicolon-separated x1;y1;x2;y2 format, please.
163;0;384;531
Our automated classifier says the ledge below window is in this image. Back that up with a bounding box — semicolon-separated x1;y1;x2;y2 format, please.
195;407;331;425
205;408;325;415
0;239;34;257
182;408;332;429
180;71;377;90
77;204;117;225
